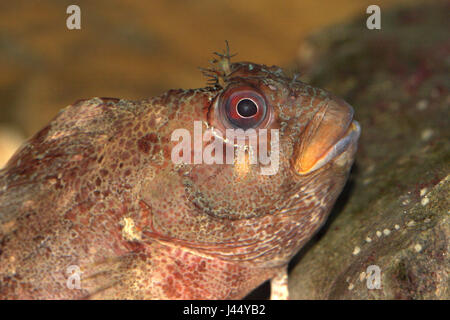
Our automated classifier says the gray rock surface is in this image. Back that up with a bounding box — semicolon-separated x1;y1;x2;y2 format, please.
289;1;449;299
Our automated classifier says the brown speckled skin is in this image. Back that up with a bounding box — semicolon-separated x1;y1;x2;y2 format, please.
0;62;358;299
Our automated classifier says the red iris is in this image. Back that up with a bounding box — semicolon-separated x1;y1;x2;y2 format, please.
220;86;267;129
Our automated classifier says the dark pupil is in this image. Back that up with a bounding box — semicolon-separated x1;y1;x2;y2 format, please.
236;99;257;118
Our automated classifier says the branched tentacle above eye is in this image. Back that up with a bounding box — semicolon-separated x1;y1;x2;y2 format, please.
199;40;237;87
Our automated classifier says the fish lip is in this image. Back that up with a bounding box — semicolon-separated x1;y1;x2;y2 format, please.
334;120;361;150
335;120;361;154
295;119;361;175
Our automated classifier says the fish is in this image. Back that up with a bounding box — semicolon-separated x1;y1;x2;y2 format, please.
0;46;360;299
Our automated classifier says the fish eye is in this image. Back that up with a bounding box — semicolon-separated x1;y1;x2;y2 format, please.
236;99;258;118
220;86;267;129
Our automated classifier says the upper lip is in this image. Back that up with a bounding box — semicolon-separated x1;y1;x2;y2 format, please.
305;120;360;173
293;98;360;174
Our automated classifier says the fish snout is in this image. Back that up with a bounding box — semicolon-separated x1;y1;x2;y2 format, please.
292;97;360;175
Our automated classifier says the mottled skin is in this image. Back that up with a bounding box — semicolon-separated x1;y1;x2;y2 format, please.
0;58;359;299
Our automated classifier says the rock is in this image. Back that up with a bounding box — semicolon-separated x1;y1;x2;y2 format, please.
289;1;449;299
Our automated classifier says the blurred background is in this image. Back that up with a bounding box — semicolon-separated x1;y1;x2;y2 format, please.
0;0;420;166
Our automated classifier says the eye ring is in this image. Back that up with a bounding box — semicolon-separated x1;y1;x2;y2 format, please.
219;86;268;130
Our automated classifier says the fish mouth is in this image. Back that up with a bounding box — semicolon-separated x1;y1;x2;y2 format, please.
293;98;361;175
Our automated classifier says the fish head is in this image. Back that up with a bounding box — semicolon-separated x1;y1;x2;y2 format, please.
141;61;360;266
